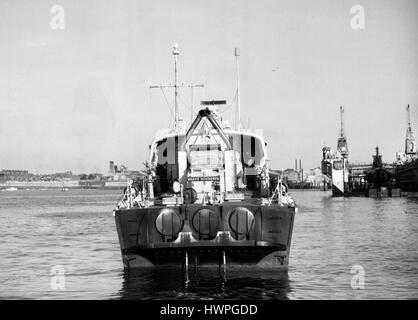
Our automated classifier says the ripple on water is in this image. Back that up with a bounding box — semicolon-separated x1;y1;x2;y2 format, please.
0;189;417;299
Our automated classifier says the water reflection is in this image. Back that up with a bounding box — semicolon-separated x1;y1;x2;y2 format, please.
118;267;291;300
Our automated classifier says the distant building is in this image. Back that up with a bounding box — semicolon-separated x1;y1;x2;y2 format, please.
305;167;325;187
109;161;115;175
281;167;325;188
0;170;30;181
52;171;76;180
282;168;300;184
108;161;128;176
107;161;143;181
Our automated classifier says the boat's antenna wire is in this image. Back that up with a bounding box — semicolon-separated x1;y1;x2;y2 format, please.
148;80;152;112
219;90;237;115
202;119;220;146
160;87;175;128
179;92;198;118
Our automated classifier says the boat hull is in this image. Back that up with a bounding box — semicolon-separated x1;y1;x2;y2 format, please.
395;159;418;192
114;203;296;270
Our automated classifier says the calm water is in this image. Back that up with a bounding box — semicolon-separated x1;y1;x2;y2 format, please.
0;189;417;300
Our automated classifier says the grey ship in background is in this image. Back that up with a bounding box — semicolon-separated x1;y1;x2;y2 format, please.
322;104;417;197
321;106;350;196
113;45;297;270
395;105;418;192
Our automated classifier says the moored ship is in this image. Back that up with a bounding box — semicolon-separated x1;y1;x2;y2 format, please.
394;105;418;192
322;104;417;197
113;45;297;270
321;106;350;196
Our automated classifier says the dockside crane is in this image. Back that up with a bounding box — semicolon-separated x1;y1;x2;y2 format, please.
405;104;417;156
337;106;349;158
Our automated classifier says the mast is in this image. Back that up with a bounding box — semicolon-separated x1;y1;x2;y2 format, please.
190;83;194;124
235;48;241;131
149;44;204;131
407;104;412;133
172;43;180;130
340;105;344;138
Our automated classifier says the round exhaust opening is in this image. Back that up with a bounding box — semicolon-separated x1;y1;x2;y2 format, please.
191;208;219;240
228;207;255;236
155;208;183;239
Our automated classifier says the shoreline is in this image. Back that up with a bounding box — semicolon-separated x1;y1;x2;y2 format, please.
0;181;125;190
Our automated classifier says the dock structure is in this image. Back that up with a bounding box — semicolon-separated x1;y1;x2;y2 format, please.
394;105;418;193
321;107;400;197
349;147;398;197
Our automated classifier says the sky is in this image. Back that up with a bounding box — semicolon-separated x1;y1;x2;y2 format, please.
0;0;417;174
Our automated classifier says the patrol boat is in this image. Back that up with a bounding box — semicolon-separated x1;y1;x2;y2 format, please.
113;45;297;270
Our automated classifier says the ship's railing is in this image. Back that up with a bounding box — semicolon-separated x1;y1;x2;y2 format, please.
116;178;150;209
116;175;296;209
269;181;295;207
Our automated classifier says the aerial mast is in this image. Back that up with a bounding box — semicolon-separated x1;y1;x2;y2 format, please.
173;43;180;130
235;48;241;131
149;44;204;132
407;104;412;132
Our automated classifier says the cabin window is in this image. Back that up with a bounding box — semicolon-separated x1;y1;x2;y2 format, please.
333;161;343;170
